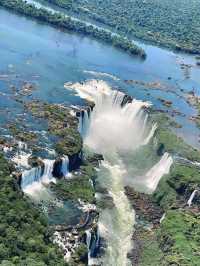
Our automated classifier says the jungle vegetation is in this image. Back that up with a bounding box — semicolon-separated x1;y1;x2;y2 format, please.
45;0;200;54
0;154;66;265
0;0;146;58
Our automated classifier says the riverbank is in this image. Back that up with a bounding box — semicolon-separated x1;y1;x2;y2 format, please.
0;0;146;59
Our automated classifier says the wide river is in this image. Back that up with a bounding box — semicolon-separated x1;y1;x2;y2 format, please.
0;7;199;148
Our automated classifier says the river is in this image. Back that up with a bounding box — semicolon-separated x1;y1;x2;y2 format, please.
0;6;199;148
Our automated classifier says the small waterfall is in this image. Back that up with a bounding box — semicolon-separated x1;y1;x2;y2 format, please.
22;159;55;195
12;140;30;169
86;229;92;264
143;123;157;146
145;153;173;193
61;155;69;177
42;159;55;183
160;213;166;223
78;109;91;138
21;167;43;189
187;190;198;207
86;227;100;266
18;141;27;151
174;156;200;169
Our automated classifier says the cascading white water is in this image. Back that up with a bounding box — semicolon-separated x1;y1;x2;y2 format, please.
18;141;27;151
144;152;173;193
41;159;55;182
78;109;91;138
12;140;31;169
187;189;198;207
98;160;135;266
86;229;92;264
86;228;100;266
21;166;43;189
22;159;55;196
129;152;173;194
61;155;69;177
66;80;158;265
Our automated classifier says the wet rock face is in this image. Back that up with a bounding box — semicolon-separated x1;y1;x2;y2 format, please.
125;186;163;226
12;171;22;187
52;153;82;178
86;153;104;167
121;94;133;107
157;143;165;156
52;158;63;178
68;153;82;172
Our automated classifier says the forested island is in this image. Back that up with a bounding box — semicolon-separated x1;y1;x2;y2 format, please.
0;0;146;59
44;0;200;54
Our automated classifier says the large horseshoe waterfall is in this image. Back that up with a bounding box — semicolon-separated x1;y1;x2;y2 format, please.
67;80;173;265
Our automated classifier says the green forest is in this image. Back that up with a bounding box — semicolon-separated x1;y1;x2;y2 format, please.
0;0;146;59
46;0;200;54
0;154;66;266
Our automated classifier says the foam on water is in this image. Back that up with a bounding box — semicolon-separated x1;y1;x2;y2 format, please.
83;70;120;81
64;79;112;102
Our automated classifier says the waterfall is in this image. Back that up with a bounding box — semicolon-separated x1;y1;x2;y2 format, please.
174;156;200;169
66;79;170;266
145;153;173;193
86;230;92;264
83;88;153;154
160;213;166;223
22;159;55;196
21;167;43;189
187;190;198;207
78;109;91;138
17;141;27;151
86;227;100;266
61;155;69;177
12;140;30;169
41;159;55;183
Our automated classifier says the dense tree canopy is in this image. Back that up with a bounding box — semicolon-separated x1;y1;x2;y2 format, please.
0;154;66;265
47;0;200;54
0;0;146;58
